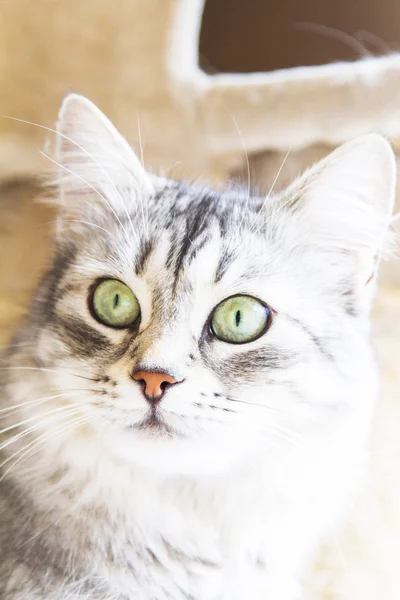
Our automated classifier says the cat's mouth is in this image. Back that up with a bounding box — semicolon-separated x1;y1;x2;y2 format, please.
130;410;181;438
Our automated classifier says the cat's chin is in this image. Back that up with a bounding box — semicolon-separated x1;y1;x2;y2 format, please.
103;423;253;477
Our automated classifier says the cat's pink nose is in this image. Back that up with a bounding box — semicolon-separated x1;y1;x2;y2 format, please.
132;370;179;404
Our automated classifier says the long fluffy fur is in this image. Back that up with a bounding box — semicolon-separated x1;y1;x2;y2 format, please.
0;95;396;600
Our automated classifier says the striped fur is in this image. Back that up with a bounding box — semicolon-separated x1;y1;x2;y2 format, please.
0;95;396;600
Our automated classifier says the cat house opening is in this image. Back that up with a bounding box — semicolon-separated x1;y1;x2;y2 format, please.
199;0;399;74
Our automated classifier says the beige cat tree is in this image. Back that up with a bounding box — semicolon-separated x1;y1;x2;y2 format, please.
1;1;400;599
2;0;400;180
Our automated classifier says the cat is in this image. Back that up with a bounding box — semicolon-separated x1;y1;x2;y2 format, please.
0;93;396;600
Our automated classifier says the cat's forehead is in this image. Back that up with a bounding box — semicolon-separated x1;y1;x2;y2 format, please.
68;182;278;294
133;184;272;281
148;182;263;230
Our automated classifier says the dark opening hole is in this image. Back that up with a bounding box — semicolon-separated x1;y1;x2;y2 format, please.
235;311;241;327
113;294;120;309
199;0;399;74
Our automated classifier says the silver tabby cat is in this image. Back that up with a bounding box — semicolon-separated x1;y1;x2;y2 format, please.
0;95;396;600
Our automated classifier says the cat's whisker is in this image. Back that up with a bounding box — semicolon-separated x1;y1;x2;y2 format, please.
251;176;315;237
0;366;89;378
161;161;183;176
0;366;65;374
293;22;370;58
0;412;87;473
223;148;293;262
34;218;115;238
368;444;400;456
227;403;306;448
354;29;392;54
250;148;292;234
251;148;296;239
64;265;109;277
136;114;149;239
0;365;100;379
257;423;306;447
72;373;102;383
136;114;145;170
245;412;308;441
226;396;314;422
55;365;104;380
0;397;85;436
0;114;139;246
0;390;87;419
0;414;94;483
0;405;85;453
0;341;35;351
40;150;135;249
230;115;251;237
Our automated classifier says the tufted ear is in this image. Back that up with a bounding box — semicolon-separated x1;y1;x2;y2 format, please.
278;134;396;309
53;94;153;229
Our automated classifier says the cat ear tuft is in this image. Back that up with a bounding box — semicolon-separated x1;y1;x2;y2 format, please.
279;134;396;305
54;93;153;222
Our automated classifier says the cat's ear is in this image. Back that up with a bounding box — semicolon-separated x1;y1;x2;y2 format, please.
279;134;396;306
54;93;153;223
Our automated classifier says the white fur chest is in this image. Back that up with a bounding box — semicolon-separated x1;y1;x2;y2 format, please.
62;466;276;600
45;429;365;600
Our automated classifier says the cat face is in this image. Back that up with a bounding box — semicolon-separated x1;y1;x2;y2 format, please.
27;95;395;475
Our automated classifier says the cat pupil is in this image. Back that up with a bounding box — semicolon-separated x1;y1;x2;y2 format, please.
235;310;241;327
113;294;120;309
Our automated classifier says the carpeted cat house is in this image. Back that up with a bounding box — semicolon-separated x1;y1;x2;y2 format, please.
1;1;400;599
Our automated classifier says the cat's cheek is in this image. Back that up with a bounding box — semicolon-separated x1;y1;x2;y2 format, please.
35;329;70;364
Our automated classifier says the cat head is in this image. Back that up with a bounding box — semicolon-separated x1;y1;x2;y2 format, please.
25;94;396;476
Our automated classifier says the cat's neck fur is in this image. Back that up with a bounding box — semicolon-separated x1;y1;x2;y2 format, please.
1;344;369;600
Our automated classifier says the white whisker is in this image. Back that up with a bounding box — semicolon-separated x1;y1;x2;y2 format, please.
0;391;86;418
251;148;292;234
0;114;138;242
0;341;34;351
40;150;133;245
34;218;115;238
226;396;314;422
136;114;149;239
0;414;93;483
230;115;251;237
0;404;84;453
251;176;314;237
0;395;84;434
0;365;98;378
293;22;369;58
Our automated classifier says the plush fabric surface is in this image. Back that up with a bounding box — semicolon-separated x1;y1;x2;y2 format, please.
2;0;400;182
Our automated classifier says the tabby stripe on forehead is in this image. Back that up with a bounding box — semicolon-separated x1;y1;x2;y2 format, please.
56;315;111;356
135;239;153;275
215;250;237;283
186;234;211;265
172;194;215;280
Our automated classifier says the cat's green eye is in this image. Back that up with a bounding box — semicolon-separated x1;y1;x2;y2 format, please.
91;279;140;328
211;295;270;344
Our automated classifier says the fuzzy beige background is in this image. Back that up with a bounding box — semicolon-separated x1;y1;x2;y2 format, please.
0;1;399;598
